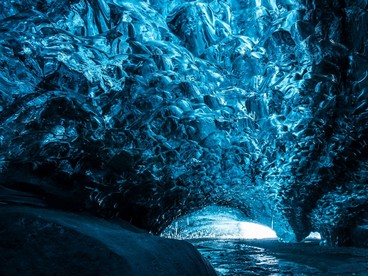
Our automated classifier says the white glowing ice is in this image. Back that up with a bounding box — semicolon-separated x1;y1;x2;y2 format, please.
238;222;277;239
162;206;277;240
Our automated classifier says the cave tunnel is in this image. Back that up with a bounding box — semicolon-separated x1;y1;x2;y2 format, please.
1;0;368;274
161;206;279;240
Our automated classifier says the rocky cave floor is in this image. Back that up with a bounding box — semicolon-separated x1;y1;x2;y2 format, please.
191;238;368;275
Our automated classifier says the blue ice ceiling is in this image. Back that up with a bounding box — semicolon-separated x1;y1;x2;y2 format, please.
0;0;367;246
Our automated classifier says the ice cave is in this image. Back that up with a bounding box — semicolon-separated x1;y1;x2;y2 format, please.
0;0;368;275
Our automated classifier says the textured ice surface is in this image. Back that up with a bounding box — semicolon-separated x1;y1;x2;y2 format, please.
0;0;367;246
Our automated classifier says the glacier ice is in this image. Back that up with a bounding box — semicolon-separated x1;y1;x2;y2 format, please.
0;0;367;246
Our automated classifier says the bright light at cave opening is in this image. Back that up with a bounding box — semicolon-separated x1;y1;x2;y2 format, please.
238;222;277;239
305;231;321;240
161;206;278;240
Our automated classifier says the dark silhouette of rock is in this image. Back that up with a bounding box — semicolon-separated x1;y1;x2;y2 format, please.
0;206;216;276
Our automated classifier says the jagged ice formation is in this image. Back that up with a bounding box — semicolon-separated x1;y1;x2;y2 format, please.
0;0;367;246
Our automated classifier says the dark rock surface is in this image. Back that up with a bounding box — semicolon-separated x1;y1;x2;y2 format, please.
0;206;216;276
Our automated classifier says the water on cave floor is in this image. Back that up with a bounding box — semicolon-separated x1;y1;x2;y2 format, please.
189;239;368;275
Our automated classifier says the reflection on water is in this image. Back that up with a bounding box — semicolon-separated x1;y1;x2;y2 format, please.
190;239;368;275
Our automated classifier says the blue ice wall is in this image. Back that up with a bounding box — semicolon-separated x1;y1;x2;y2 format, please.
0;0;367;245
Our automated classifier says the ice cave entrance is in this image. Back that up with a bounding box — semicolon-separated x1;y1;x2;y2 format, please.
161;206;277;240
304;232;322;241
